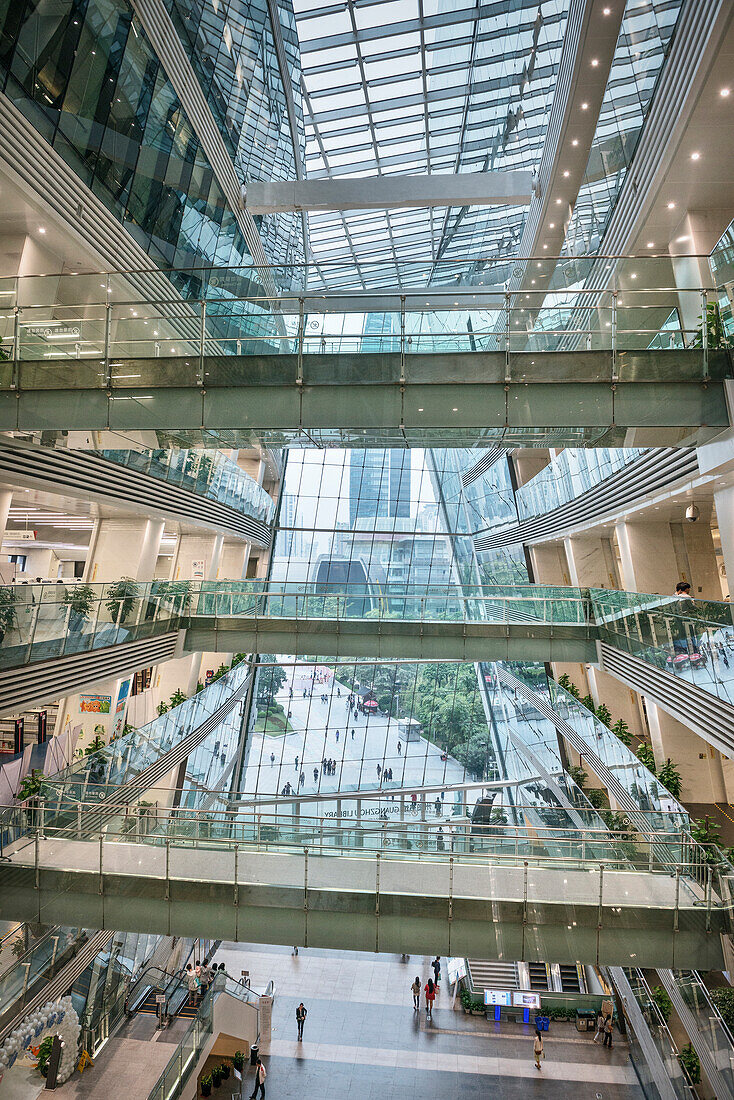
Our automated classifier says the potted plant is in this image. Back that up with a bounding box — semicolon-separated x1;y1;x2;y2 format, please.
201;1073;212;1097
105;578;140;625
220;1063;230;1081
233;1051;245;1072
36;1035;55;1077
64;583;96;633
169;688;187;709
0;586;16;643
211;1066;222;1088
459;988;472;1014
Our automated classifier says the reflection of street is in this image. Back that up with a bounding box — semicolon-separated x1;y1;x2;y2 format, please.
241;662;466;814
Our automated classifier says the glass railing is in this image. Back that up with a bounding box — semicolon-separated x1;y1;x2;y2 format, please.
34;658;251;809
0;256;727;372
546;678;689;829
1;796;714;881
671;970;734;1094
101;448;274;525
147;972;259;1100
590;588;734;708
0;581;594;674
516;447;645;520
622;969;698;1100
0;926;85;1029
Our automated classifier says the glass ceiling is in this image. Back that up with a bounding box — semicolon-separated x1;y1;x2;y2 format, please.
294;0;569;289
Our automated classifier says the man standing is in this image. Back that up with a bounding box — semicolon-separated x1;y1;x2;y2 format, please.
296;1001;307;1040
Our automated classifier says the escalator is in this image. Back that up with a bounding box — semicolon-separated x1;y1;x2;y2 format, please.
527;962;550;990
558;963;584;993
126;964;198;1023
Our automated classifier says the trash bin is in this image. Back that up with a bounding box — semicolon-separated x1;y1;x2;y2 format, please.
250;1044;259;1066
576;1010;596;1033
534;1016;550;1032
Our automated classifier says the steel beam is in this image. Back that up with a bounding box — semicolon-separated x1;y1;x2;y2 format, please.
246;172;534;213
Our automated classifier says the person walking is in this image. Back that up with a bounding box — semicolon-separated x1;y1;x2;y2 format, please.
397;740;402;755
411;976;421;1011
603;1015;613;1049
296;1001;307;1040
592;1010;605;1043
533;1030;545;1070
432;956;441;988
185;963;199;1007
270;752;275;765
424;977;436;1018
249;1057;267;1100
313;767;319;784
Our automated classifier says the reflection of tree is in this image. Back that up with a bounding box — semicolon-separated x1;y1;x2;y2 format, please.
256;656;287;705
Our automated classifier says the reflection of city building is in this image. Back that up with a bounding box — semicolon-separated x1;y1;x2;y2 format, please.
280;493;305;559
349;450;411;525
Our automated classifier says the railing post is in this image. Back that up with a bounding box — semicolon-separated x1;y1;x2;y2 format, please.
706;864;713;933
701;289;709;380
400;294;406;384
103;278;112;389
11;303;20;391
611;291;618;381
504;291;511;383
198;299;206;387
296;296;304;385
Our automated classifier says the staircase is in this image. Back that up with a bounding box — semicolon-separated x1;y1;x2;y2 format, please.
527;962;551;990
466;960;519;993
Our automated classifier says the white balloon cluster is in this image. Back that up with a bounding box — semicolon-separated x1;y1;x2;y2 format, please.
0;997;80;1083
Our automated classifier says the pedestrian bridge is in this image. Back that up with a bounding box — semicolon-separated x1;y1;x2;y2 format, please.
3;583;734;743
0;801;730;970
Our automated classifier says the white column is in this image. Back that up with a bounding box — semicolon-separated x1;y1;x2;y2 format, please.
564;535;643;739
714;484;734;599
84;518;165;582
615;519;727;800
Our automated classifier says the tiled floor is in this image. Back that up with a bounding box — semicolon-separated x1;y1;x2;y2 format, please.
215;943;644;1100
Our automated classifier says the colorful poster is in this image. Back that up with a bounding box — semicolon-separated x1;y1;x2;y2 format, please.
80;695;111;714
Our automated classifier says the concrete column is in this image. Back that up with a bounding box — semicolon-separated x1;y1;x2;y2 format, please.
529;539;589;696
564;535;643;739
512;449;550;489
714;484;734;600
669;211;726;344
84;518;165;583
615;519;726;799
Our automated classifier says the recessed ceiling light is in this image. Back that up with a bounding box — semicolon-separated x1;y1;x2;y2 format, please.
630;273;637;279
418;407;423;412
536;262;542;268
543;244;548;249
555;198;562;205
571;139;579;146
563;170;570;177
646;241;654;248
38;227;46;234
690;151;700;160
549;222;555;228
452;407;458;412
721;88;731;97
591;59;599;67
603;6;611;13
667;202;676;209
531;279;536;284
581;102;589;109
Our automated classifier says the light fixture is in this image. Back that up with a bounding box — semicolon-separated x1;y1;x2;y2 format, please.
531;279;536;284
630;273;637;279
667;201;676;209
646;241;654;248
536;262;542;268
603;5;611;12
690;151;700;160
563;170;570;177
418;407;423;412
555;198;562;205
38;227;46;234
571;139;578;146
581;102;588;109
721;87;731;97
591;58;599;67
549;222;555;228
452;407;458;412
542;244;548;249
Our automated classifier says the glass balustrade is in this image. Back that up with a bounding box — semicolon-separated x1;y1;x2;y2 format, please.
623;969;699;1100
515;447;645;520
0;257;726;373
590;588;734;708
671;970;734;1094
0;926;85;1028
101;448;274;524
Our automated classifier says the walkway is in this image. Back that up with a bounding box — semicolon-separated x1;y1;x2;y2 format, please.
214;942;643;1099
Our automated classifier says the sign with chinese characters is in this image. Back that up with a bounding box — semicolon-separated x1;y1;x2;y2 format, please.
484;989;512;1007
512;991;541;1009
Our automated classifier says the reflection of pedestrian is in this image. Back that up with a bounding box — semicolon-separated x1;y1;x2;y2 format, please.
313;767;318;783
397;740;402;755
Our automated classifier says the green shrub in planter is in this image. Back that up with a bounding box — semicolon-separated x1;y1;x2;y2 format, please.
233;1051;245;1072
220;1063;230;1080
678;1043;701;1085
36;1035;54;1077
459;988;471;1011
201;1074;212;1097
211;1066;222;1087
